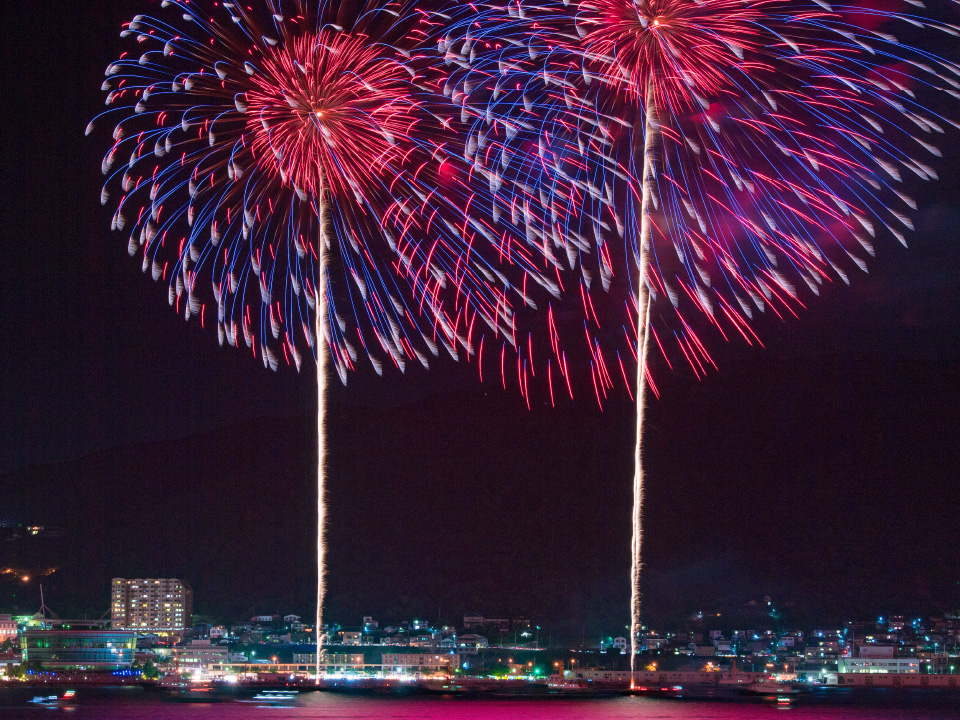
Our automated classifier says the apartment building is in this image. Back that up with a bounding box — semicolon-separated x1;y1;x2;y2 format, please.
111;578;193;636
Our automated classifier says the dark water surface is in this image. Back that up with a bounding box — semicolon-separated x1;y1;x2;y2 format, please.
2;688;959;720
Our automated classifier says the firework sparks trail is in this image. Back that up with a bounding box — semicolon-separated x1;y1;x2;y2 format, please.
316;172;329;674
91;0;560;681
631;77;657;678
432;0;960;678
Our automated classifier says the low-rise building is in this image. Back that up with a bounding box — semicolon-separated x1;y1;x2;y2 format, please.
838;657;919;674
21;622;136;671
0;615;17;642
574;669;766;685
858;645;895;659
457;634;488;651
291;652;367;670
381;653;460;673
484;619;511;634
805;640;840;662
714;639;734;655
463;615;485;630
174;639;228;670
831;673;957;687
409;633;435;648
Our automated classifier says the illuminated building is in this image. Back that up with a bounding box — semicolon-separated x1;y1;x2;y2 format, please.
174;639;227;670
456;634;488;651
21;621;135;671
381;653;461;673
111;578;193;636
838;657;920;673
0;615;17;642
292;652;366;669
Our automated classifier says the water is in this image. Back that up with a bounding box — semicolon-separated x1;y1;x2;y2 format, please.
1;688;959;719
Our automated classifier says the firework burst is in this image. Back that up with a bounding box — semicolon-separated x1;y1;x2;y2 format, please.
434;0;960;672
91;0;557;677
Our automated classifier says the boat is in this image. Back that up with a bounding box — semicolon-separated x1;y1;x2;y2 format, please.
162;679;228;703
28;695;61;705
738;678;801;696
238;689;300;705
158;673;191;690
28;690;76;706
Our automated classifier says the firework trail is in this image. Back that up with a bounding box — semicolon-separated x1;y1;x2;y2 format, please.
91;0;558;679
433;0;960;675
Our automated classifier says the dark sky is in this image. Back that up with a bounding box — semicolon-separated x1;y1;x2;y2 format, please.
1;1;960;638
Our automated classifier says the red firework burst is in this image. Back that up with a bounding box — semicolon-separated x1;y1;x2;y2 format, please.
246;31;418;200
579;0;769;108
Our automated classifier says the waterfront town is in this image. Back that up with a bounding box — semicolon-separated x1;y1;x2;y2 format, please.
4;576;960;694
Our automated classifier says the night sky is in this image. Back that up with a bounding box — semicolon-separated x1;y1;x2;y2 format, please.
2;1;960;639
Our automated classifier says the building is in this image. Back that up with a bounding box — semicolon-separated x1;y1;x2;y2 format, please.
291;652;367;670
714;639;734;655
0;615;17;642
832;673;958;688
642;636;666;651
805;640;840;662
251;615;280;625
457;634;488;651
381;653;460;673
174;639;227;670
283;614;304;630
484;618;511;634
409;633;435;648
111;578;193;636
574;669;766;685
838;657;920;674
858;645;895;658
21;621;135;671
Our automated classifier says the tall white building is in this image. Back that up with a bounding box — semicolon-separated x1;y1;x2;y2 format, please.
111;578;193;636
